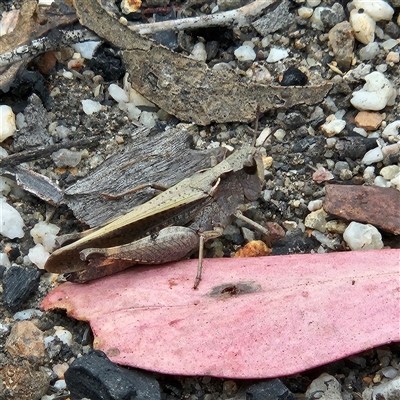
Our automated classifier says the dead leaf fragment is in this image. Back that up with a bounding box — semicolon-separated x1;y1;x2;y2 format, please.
73;0;333;124
323;184;400;234
41;249;400;378
234;240;271;258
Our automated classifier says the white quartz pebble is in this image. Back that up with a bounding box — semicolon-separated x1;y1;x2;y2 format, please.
374;175;390;187
0;253;11;268
266;48;289;63
108;84;129;103
81;99;102;115
307;199;323;212
362;147;383;164
30;221;60;253
28;244;50;269
350;9;376;44
343;221;383;250
234;45;256;61
353;0;394;21
139;111;157;128
321;119;346;136
350;71;396;111
72;41;100;59
191;42;207;62
382;120;400;139
0;105;16;142
0;198;24;238
0;177;14;195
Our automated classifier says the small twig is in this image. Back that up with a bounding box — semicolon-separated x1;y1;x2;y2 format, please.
128;0;277;35
0;136;101;168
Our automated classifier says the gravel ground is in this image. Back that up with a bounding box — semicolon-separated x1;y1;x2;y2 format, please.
0;0;399;399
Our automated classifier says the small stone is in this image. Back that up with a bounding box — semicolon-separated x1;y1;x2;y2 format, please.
350;71;396;111
391;174;400;191
54;327;73;346
305;208;328;233
51;148;82;167
28;244;50;269
323;184;400;234
386;51;400;63
350;9;376;44
325;220;347;234
72;41;101;59
307;199;323;211
266;48;289;63
380;165;400;180
354;111;382;130
382;121;400;139
217;0;242;11
359;42;380;61
280;67;308;86
298;6;313;19
246;379;296;400
30;221;60;251
381;366;398;379
2;265;41;312
0;198;25;239
81;99;102;115
320;4;346;28
353;0;394;21
108;83;129;103
362;147;383;165
306;374;342;400
310;6;330;30
13;309;43;321
333;160;350;175
374;175;390;187
0;105;16;142
328;21;354;71
306;0;321;7
344;221;383;250
121;0;141;14
191;42;207;62
321;119;346;136
5;320;45;360
312;166;334;183
139;111;157;128
252;0;295;36
0;363;49;400
222;380;238;397
234;45;256;61
65;350;161;400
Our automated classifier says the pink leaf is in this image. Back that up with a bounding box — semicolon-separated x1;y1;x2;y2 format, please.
41;249;400;378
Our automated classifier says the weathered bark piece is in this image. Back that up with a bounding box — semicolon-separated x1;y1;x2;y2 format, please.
0;0;77;55
73;0;333;125
323;184;400;234
0;0;80;90
62;127;225;227
41;249;400;378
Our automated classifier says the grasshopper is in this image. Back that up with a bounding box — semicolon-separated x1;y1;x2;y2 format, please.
44;147;267;287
